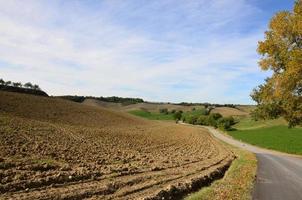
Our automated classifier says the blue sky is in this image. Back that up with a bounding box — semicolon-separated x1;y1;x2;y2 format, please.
0;0;295;104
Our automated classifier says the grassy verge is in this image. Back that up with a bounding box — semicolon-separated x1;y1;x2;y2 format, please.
128;110;174;120
185;148;257;200
228;125;302;155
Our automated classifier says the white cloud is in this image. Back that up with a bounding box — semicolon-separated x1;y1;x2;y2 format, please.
0;0;269;103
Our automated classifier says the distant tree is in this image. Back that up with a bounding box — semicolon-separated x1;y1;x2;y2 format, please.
173;111;182;121
186;115;198;125
209;113;223;120
251;1;302;127
206;113;223;127
24;82;33;89
159;108;168;114
5;81;11;86
12;82;22;87
0;79;4;85
33;84;41;90
196;116;208;125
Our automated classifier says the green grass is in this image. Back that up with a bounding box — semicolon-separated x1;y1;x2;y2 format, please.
128;110;174;120
228;125;302;155
182;108;207;118
185;148;257;200
233;116;286;130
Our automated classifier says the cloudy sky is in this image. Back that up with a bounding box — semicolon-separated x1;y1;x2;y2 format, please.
0;0;295;104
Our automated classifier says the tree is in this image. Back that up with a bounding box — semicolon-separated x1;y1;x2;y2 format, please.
12;82;22;87
252;1;302;127
33;84;41;90
5;81;11;86
24;82;33;89
159;108;168;114
217;116;236;130
196;115;208;125
0;79;4;85
173;111;182;121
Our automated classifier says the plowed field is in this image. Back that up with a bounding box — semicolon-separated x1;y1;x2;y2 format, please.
0;91;234;199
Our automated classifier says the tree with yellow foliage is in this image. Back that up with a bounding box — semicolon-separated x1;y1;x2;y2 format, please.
251;0;302;127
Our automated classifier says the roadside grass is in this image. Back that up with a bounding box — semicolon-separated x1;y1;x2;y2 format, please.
228;125;302;155
128;110;174;120
185;147;257;200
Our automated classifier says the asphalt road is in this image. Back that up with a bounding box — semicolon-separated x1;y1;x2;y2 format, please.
204;126;302;200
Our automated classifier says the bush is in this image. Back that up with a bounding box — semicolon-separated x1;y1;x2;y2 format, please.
217;116;236;130
159;108;169;114
185;115;198;125
209;113;223;120
196;116;208;125
173;111;182;121
199;108;210;115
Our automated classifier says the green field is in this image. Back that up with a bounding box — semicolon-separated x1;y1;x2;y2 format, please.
182;108;207;119
233;116;287;130
128;110;174;120
228;125;302;155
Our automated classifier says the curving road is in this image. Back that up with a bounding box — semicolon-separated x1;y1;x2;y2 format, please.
204;126;302;200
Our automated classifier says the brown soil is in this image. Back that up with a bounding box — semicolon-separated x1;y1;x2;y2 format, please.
210;107;249;117
0;91;234;199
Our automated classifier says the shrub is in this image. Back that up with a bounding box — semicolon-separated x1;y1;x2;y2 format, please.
186;115;198;125
159;108;169;114
173;111;182;121
196;116;208;125
217;117;236;130
209;113;223;120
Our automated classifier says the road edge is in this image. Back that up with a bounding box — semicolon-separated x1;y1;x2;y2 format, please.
180;124;257;200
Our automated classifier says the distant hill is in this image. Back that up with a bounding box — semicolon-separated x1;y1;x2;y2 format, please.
83;98;250;117
56;95;144;105
0;85;48;96
82;98;204;112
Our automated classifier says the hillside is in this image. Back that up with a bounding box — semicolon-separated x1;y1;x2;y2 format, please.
0;85;48;96
210;106;249;117
84;98;204;112
0;91;233;199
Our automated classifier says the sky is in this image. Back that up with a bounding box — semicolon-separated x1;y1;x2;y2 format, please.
0;0;295;104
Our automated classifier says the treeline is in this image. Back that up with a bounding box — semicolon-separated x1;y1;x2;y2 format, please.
158;107;236;130
183;112;236;131
0;78;48;96
176;102;237;108
0;78;41;90
58;95;144;105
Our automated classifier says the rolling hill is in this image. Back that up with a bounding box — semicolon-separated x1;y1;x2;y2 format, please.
0;91;233;199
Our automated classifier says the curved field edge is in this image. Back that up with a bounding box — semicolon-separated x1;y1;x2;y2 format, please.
185;147;257;200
